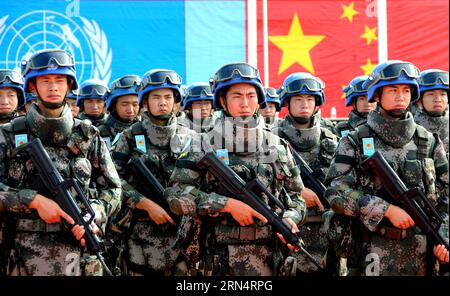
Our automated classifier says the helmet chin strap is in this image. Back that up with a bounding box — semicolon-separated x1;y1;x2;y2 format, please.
36;89;67;109
378;101;407;119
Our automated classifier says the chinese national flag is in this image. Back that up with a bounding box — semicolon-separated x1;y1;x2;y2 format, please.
256;0;378;118
387;0;449;71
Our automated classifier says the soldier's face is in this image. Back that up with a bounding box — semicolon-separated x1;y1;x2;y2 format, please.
83;99;106;117
421;89;448;113
0;87;19;113
220;83;258;117
34;74;69;105
147;88;175;117
375;84;411;111
258;102;277;118
288;94;318;118
66;98;80;117
116;95;139;120
355;95;376;113
190;100;213;119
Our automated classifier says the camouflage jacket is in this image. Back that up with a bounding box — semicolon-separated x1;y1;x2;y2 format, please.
0;104;121;229
97;114;138;150
414;106;449;155
110;112;192;210
334;110;368;138
177;113;216;134
165;115;307;231
273;114;338;182
325;110;449;233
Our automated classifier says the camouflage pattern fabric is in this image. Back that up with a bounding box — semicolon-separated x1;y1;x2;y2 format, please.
325;109;449;276
0;103;121;276
334;110;368;138
78;112;108;127
165;115;307;276
110;111;192;275
273;113;338;273
414;106;449;156
177;113;216;134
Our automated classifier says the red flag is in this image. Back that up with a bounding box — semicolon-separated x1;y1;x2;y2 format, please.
387;0;449;71
256;0;378;118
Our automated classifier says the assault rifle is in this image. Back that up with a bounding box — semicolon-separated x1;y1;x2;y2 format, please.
197;151;323;269
18;138;113;275
361;151;448;250
129;156;179;223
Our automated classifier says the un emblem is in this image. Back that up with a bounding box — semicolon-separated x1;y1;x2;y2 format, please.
0;10;112;83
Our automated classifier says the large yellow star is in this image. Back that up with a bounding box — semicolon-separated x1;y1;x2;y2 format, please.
361;25;378;45
341;2;359;23
361;58;376;76
269;14;325;74
341;84;347;99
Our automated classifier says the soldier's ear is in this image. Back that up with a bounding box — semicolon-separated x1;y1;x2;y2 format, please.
219;96;228;112
373;91;381;104
28;81;36;92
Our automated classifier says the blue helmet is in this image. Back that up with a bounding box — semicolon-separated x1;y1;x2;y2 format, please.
362;60;420;103
265;87;281;111
25;92;38;103
76;79;109;107
278;72;325;107
22;49;78;93
343;76;368;107
106;74;141;111
210;62;266;110
418;69;449;98
182;82;214;110
66;89;78;100
138;69;182;106
0;69;25;107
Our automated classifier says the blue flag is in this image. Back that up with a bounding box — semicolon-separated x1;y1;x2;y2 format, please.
0;0;246;85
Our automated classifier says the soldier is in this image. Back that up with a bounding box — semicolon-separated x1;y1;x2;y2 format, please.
258;87;281;127
414;69;449;156
334;76;377;137
0;69;25;124
273;72;338;274
77;79;109;127
0;49;121;276
165;62;307;276
110;69;192;275
178;82;215;133
98;75;141;150
325;60;449;276
66;89;80;118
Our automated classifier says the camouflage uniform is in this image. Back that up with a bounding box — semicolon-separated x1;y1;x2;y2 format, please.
78;112;108;128
98;114;138;150
165;115;307;276
334;110;368;138
0;103;121;276
177;114;215;134
110;111;192;275
414;107;449;157
273;113;338;274
325;109;449;275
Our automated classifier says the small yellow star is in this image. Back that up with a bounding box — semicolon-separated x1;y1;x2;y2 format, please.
361;25;378;45
341;2;359;23
269;14;325;74
361;58;376;76
341;84;347;99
